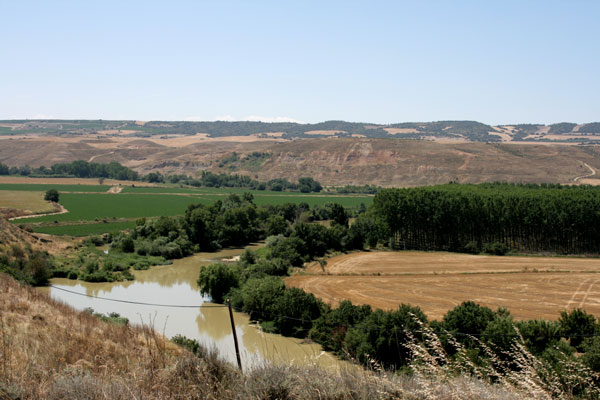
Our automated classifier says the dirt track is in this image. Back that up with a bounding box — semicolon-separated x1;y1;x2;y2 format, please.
286;251;600;321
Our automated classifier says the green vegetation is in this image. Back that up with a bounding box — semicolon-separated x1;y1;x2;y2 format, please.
373;182;600;254
3;119;600;143
1;160;139;180
196;231;600;385
23;193;214;223
33;221;137;236
52;240;169;282
0;244;52;285
44;188;59;202
548;122;577;134
580;122;600;133
0;126;15;135
41;160;139;180
84;308;129;325
17;190;369;228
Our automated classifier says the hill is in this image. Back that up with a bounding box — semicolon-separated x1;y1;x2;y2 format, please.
1;136;599;187
2;119;600;143
2;119;600;187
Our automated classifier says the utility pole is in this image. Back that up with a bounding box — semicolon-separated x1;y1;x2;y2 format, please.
227;299;243;372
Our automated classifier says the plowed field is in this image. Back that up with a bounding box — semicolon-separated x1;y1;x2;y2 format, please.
285;251;600;320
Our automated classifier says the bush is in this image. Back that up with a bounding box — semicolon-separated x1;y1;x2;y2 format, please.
44;189;59;202
483;242;508;256
463;240;480;254
559;308;598;351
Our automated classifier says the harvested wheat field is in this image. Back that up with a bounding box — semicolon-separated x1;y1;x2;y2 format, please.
286;251;600;321
0;176;143;186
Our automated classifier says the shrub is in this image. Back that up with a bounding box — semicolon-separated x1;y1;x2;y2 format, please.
559;308;598;351
44;189;59;202
483;241;508;256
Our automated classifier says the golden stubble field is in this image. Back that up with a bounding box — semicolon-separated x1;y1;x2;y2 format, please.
285;251;600;321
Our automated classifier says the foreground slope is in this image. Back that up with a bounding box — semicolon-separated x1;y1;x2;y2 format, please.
0;274;558;400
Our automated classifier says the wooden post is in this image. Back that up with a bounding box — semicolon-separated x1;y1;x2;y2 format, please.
227;299;243;372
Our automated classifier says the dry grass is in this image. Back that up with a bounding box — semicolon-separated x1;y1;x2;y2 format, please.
287;251;600;320
0;190;56;217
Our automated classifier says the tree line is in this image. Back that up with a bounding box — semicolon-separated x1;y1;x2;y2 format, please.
0;160;325;192
373;183;600;254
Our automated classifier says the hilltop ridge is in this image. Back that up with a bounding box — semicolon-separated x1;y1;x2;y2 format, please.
2;119;600;143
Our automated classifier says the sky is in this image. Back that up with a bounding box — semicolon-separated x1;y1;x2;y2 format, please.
1;1;598;125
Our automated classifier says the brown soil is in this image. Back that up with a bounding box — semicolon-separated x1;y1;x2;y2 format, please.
286;251;600;321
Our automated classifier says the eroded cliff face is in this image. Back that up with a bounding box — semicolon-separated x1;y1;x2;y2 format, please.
2;135;600;187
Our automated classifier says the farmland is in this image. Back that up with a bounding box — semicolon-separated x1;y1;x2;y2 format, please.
286;251;600;320
0;190;58;216
32;221;137;236
0;183;110;192
0;180;372;236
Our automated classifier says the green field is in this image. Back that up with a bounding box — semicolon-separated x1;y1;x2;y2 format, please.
8;183;372;236
121;185;369;197
33;221;137;236
23;193;215;223
0;184;110;192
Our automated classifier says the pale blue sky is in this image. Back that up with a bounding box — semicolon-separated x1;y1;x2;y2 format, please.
1;1;598;124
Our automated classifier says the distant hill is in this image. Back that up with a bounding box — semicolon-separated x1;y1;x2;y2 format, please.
1;119;600;143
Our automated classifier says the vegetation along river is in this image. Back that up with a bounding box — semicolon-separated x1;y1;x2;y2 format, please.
40;245;348;371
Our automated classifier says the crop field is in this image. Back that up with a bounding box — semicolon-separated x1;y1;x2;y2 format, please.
0;190;56;214
33;221;137;236
23;193;215;223
0;183;110;192
1;182;371;236
286;251;600;321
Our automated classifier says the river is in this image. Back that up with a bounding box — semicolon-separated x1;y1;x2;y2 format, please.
40;245;349;371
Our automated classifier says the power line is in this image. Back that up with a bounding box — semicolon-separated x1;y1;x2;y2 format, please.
49;285;227;308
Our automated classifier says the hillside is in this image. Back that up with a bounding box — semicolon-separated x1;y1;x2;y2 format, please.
1;134;600;187
0;218;68;254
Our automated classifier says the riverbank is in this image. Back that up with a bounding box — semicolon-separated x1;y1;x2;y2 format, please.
0;273;521;399
41;246;348;371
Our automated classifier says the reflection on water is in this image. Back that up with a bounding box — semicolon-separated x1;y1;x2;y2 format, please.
41;245;348;370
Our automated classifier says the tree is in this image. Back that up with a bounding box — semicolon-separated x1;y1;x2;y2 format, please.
559;308;598;351
441;301;496;347
44;189;59;202
197;263;240;303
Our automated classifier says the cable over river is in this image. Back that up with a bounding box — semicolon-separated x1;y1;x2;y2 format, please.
40;245;349;371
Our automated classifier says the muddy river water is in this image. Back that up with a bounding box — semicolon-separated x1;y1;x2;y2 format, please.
41;245;348;371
